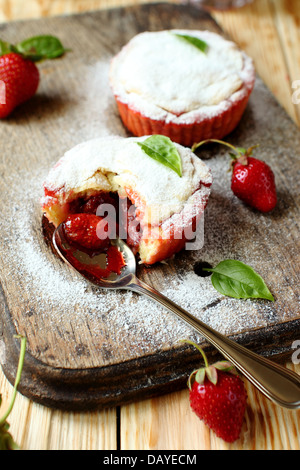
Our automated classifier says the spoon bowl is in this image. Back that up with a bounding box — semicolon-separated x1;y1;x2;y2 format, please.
53;222;136;289
53;223;300;409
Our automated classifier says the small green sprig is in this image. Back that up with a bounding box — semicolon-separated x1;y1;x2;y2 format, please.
180;340;237;389
0;335;26;450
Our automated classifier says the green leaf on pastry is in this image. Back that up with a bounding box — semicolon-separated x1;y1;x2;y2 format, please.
137;135;182;177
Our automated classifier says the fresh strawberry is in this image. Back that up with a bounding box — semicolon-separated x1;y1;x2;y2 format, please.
231;154;277;213
0;35;67;118
63;213;112;252
185;341;247;443
0;52;39;118
192;139;277;213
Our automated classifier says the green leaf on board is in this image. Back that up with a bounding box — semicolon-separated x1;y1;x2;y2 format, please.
204;259;274;301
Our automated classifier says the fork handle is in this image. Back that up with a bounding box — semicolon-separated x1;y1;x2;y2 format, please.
128;276;300;409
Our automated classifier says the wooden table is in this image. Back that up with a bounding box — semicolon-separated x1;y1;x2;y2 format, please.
0;0;299;450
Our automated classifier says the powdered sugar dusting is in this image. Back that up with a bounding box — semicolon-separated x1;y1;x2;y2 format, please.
0;55;298;370
0;160;276;368
110;29;256;125
42;135;212;227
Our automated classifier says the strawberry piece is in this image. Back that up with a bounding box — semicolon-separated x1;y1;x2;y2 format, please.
231;156;277;213
185;341;247;443
63;213;112;252
0;52;39;118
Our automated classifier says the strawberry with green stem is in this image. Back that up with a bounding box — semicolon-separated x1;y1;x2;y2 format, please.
0;35;68;118
192;139;277;213
184;340;247;443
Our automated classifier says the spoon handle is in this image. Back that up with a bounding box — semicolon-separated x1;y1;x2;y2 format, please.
129;276;300;409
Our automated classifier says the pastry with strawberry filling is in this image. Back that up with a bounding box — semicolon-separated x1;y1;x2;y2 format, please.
109;30;256;147
41;135;212;265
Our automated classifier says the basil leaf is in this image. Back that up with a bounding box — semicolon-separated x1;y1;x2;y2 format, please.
137;135;182;177
172;33;208;53
16;35;68;60
204;260;274;301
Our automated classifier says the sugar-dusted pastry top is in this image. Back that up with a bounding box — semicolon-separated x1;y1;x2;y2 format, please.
110;29;255;124
42;135;212;226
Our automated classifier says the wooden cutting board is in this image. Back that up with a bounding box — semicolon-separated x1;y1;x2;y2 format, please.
0;3;299;411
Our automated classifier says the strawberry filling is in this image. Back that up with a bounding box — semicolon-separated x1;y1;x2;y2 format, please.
58;191;143;277
63;191;142;252
63;213;112;252
61;212;126;278
43;179;211;266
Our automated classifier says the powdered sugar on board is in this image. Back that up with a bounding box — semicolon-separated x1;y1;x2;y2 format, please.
2;167;272;369
0;57;299;370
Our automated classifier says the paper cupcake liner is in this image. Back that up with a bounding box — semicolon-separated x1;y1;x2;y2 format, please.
114;89;252;148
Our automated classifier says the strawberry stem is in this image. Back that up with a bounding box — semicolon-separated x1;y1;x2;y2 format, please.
192;139;260;163
0;336;26;426
191;139;239;155
180;339;209;367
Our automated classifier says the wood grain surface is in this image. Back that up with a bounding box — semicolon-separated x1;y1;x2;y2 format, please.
0;0;299;451
0;2;299;412
213;0;300;128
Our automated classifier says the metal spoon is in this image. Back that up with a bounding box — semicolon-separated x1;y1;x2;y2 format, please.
53;224;300;409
